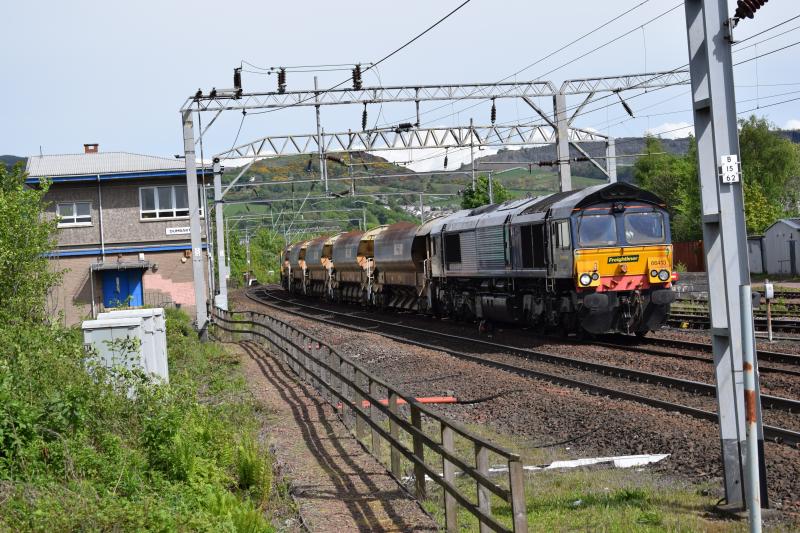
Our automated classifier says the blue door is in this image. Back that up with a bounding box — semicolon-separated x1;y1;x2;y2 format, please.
102;269;143;308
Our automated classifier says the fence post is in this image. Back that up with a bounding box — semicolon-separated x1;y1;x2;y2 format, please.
370;379;382;459
389;392;401;478
354;369;368;442
475;443;491;533
332;350;342;415
441;423;457;533
509;459;528;533
410;403;426;500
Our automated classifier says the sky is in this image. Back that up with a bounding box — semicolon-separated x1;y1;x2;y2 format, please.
2;0;799;171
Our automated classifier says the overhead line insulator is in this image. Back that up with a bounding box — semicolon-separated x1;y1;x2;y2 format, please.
362;104;368;131
352;64;362;90
735;0;767;20
278;68;287;94
490;98;497;125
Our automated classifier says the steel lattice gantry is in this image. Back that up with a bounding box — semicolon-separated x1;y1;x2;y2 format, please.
213;123;606;160
182;80;557;112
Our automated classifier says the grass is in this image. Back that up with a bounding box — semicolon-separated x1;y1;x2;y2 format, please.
350;406;749;532
0;308;297;531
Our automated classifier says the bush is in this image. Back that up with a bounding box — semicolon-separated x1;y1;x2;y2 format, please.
0;310;281;531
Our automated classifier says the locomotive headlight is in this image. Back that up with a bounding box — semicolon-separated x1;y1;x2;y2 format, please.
591;272;599;281
658;269;670;281
579;273;592;286
650;269;658;278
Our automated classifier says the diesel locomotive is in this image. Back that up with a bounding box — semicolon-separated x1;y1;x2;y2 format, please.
281;182;677;336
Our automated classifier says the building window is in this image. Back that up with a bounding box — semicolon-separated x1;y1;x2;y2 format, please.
57;202;92;227
139;185;201;219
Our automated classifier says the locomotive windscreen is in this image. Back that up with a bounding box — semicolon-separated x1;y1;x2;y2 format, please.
578;215;617;246
623;212;665;244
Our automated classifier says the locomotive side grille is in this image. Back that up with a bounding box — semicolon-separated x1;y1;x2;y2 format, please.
458;231;478;272
476;226;506;270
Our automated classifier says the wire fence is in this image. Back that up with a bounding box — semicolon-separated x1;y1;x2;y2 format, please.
212;308;528;533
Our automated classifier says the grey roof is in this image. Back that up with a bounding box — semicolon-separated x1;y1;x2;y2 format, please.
26;152;187;178
781;218;800;230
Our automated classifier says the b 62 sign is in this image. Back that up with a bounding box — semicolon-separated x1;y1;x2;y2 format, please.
719;154;741;184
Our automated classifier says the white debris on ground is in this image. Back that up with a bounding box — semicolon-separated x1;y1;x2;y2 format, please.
403;453;670;483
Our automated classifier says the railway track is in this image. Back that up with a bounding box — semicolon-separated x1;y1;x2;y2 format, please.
669;313;800;334
245;286;800;448
593;336;800;376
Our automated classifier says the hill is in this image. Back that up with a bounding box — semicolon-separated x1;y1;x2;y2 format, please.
466;137;693;183
0;155;25;168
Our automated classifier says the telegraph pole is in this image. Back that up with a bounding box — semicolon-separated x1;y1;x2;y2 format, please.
181;110;208;332
684;0;767;512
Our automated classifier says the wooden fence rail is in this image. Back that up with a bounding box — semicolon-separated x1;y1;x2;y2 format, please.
212;308;528;533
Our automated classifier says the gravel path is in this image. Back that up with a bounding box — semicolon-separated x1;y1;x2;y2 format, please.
229;341;437;532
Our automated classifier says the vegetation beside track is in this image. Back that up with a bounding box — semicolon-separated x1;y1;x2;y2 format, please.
0;164;295;531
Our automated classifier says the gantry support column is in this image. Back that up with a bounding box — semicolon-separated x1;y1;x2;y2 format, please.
553;93;572;192
606;138;617;183
181;110;209;332
213;157;228;311
684;0;767;510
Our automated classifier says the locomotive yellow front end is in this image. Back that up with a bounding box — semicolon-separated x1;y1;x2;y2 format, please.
574;244;674;293
572;204;676;335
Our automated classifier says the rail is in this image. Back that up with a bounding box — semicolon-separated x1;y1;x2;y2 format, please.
212;307;528;533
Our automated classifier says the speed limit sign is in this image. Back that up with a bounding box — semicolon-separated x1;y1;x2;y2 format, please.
719;154;740;184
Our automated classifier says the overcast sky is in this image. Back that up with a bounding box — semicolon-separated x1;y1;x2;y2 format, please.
2;0;798;166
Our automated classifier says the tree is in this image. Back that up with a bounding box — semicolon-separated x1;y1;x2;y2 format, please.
0;163;61;324
633;137;700;241
743;179;782;235
670;138;703;241
739;115;800;213
460;175;510;209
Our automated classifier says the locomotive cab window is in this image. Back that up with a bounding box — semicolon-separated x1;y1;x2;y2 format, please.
624;212;665;244
578;215;617;246
553;221;571;250
444;233;461;265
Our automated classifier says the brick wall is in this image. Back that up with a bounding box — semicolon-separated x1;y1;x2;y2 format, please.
44;179;206;250
48;250;207;326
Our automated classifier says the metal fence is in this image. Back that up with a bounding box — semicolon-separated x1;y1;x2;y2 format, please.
673;240;705;272
212;308;528;533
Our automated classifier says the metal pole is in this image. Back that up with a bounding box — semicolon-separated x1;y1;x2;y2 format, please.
224;217;231;274
606;138;618;183
213;158;228;310
740;285;763;531
554;92;572;192
765;279;773;342
246;228;251;285
684;0;767;509
181;110;208;332
488;172;494;204
362;206;367;231
470;118;476;189
419;194;424;223
314;76;328;193
204;185;215;302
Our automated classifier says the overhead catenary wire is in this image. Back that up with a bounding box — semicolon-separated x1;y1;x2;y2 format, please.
373;0;663;130
242;0;474;117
